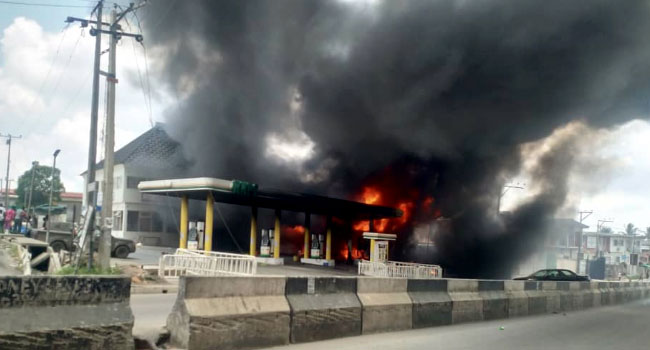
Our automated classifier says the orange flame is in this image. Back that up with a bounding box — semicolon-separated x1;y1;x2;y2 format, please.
360;187;382;205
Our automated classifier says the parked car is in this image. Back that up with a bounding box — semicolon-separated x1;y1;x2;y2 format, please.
514;268;590;282
31;222;136;259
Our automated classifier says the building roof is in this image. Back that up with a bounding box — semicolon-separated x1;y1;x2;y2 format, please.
84;123;186;174
60;192;83;200
549;218;589;231
583;231;645;238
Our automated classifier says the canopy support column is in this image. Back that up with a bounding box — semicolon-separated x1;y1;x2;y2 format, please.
326;216;332;261
204;192;214;252
274;210;281;259
304;212;310;259
250;206;257;256
179;195;188;249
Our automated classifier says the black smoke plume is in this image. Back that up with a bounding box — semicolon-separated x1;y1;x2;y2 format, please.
141;0;650;278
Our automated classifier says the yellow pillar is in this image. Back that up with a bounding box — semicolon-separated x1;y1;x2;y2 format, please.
204;192;214;253
273;210;281;259
179;195;189;249
326;216;332;261
250;207;257;256
304;213;310;259
370;239;376;261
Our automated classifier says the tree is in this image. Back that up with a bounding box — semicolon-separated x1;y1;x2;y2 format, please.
646;227;650;240
625;223;636;236
16;165;65;209
600;226;613;234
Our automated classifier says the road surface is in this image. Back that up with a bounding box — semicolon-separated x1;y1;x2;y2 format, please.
262;299;650;350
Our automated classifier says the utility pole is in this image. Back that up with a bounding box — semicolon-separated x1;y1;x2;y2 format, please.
98;7;118;269
496;182;525;215
0;134;21;209
577;210;593;274
27;161;39;214
596;219;613;258
66;1;144;269
46;150;61;244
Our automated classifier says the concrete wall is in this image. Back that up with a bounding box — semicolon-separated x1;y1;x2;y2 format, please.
286;277;362;343
167;277;650;350
357;277;411;334
0;275;133;350
167;276;290;350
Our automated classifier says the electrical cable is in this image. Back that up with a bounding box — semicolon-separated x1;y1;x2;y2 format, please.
0;0;93;8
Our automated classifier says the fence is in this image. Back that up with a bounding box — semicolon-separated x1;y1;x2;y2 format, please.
159;248;257;278
358;260;442;279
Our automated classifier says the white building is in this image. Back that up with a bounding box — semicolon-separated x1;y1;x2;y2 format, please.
82;123;188;246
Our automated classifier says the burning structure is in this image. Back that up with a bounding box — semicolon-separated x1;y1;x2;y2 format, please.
140;0;650;278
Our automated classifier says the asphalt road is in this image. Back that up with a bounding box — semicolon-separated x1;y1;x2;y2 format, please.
263;299;650;350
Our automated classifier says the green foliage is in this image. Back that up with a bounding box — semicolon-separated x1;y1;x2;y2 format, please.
56;265;122;275
600;226;613;233
16;165;65;208
625;223;636;236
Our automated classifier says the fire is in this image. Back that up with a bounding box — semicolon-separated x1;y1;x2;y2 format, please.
360;187;382;205
339;246;365;260
283;225;305;236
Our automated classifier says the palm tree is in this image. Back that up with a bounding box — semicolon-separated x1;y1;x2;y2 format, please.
646;227;650;240
625;223;636;236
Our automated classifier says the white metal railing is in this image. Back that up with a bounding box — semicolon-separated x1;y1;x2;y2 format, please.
358;260;442;279
159;249;257;278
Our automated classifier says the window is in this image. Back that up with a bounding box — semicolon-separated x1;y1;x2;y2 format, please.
533;270;547;277
113;211;123;231
125;210;165;232
560;270;576;277
127;176;146;189
153;212;163;232
127;211;139;231
139;212;152;232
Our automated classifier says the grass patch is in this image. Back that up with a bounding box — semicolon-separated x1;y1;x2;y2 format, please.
56;265;123;275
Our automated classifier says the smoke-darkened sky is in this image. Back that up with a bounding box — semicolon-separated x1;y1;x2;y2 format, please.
141;0;650;277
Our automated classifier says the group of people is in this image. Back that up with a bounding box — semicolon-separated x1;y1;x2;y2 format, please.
0;203;44;235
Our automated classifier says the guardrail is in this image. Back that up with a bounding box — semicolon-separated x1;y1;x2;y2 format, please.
159;249;257;278
358;260;442;279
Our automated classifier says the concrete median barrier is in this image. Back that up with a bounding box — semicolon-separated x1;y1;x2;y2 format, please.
504;280;528;317
525;281;547;315
408;279;452;328
479;280;508;320
580;282;596;309
448;279;483;323
0;275;133;350
286;277;361;343
599;282;614;305
541;281;561;313
357;277;412;334
167;276;290;350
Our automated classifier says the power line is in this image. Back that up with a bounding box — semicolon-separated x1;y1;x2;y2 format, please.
133;10;154;127
0;0;93;8
124;14;154;127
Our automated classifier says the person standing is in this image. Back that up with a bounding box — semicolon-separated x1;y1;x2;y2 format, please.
5;206;16;233
13;206;23;233
0;203;5;233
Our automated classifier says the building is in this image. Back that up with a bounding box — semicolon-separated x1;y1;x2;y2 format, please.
0;188;17;208
514;218;589;276
82;123;188;246
60;192;83;223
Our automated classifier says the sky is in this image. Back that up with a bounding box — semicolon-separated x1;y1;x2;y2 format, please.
0;0;648;233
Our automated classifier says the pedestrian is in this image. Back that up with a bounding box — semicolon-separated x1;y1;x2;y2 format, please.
13;206;23;233
5;206;16;233
0;203;5;233
42;214;48;230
